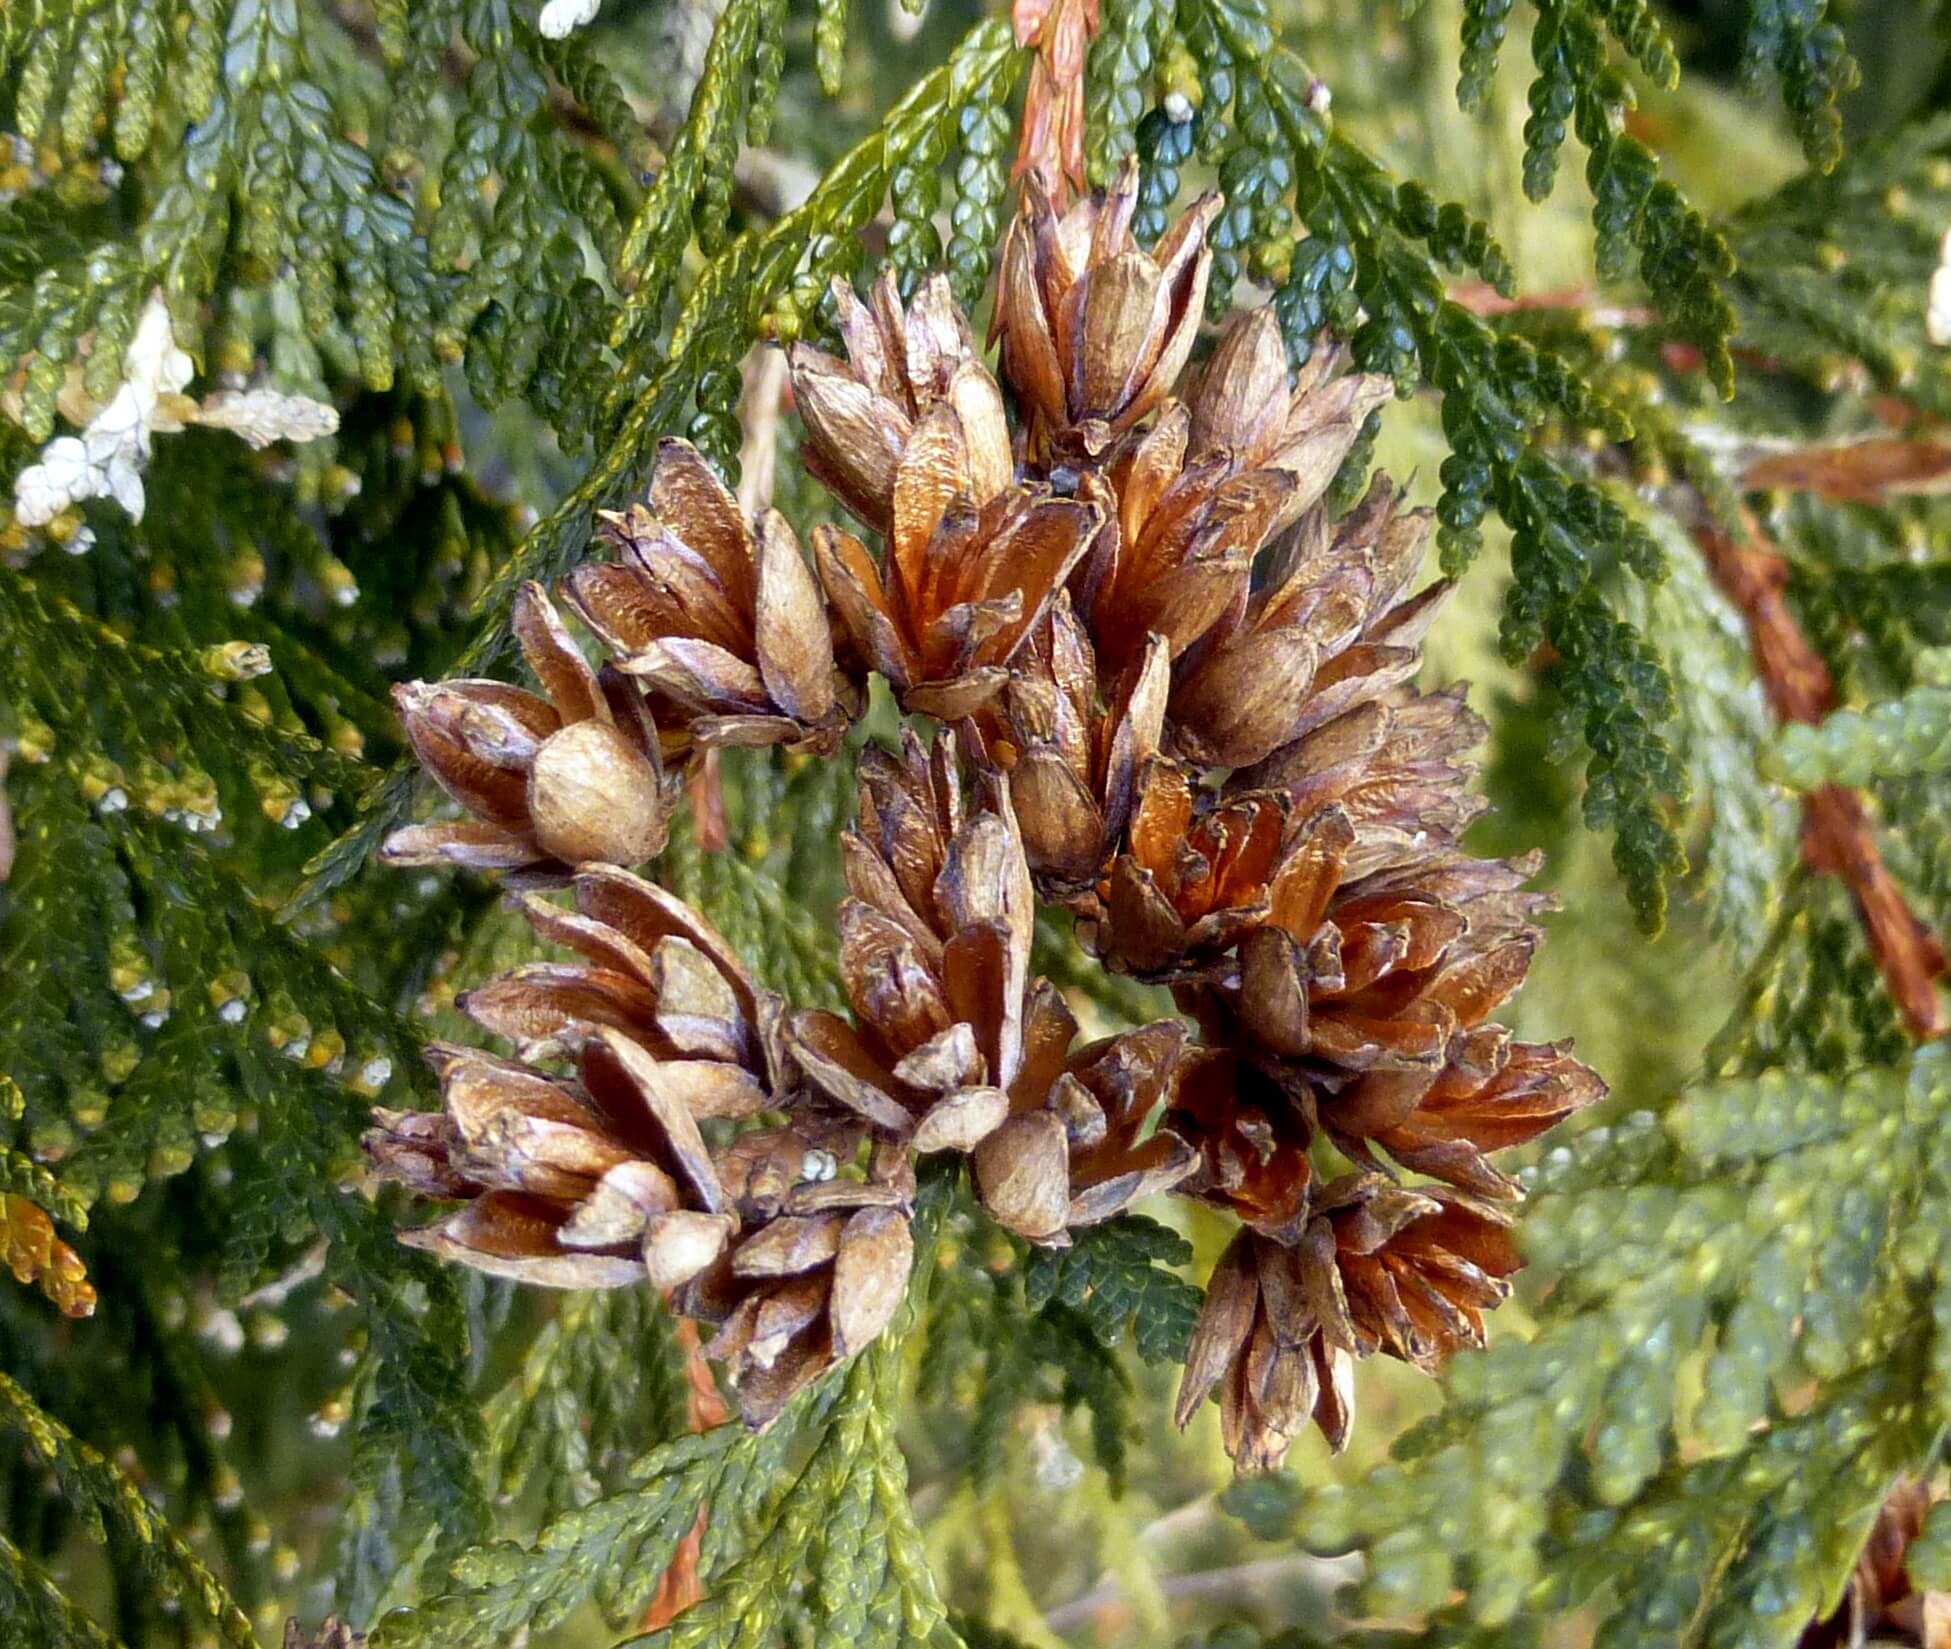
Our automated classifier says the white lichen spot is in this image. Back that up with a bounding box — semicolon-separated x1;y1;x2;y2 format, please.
196;1305;246;1354
1928;226;1951;346
13;294;192;526
1028;1411;1084;1490
538;0;601;36
13;292;340;532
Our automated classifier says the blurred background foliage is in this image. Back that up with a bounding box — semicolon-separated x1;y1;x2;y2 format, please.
2;0;1950;1644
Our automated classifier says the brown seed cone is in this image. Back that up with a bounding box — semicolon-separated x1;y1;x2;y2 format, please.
1068;408;1294;679
788;271;1014;539
457;862;795;1111
1168;474;1453;771
788;733;1193;1240
1175;1179;1519;1466
1176;839;1604;1198
1182;309;1394;536
965;589;1168;902
681;1141;918;1426
787;731;1034;1137
991;159;1219;459
381;581;672;881
367;1029;744;1292
956;978;1198;1242
1164;1046;1318;1242
1085;759;1316;981
811;438;1101;720
1802;1479;1951;1649
564;437;857;755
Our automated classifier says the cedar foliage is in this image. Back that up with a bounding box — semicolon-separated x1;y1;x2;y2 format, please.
0;0;1947;1645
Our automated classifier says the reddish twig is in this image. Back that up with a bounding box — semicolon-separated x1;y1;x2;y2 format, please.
1694;510;1948;1038
1741;437;1951;502
1446;280;1654;327
1011;0;1099;206
687;746;729;854
640;1315;735;1630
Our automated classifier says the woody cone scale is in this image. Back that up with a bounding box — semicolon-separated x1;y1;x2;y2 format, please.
370;161;1602;1466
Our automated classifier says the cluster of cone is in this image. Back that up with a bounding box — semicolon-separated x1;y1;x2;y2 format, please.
370;162;1603;1468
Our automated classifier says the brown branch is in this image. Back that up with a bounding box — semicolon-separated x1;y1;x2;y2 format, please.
1693;510;1948;1039
1740;437;1951;502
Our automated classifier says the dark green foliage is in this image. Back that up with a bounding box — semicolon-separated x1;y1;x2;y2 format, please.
1741;0;1856;171
1086;0;1168;183
0;1533;122;1649
946;95;1014;310
0;1371;256;1647
1456;0;1516;112
416;1;632;441
1022;1215;1201;1367
1726;112;1951;418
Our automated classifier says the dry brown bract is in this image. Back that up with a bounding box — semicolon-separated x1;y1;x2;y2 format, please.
566;437;855;754
382;581;670;881
457;862;792;1111
1063;313;1392;696
969;990;1196;1241
1183;309;1394;531
787;733;1037;1153
1191;843;1601;1200
1169;474;1450;771
1175;1180;1519;1466
1089;760;1331;980
992;159;1218;458
369;1031;742;1292
813;447;1100;720
965;589;1167;901
1164;1046;1318;1242
789;271;1012;538
681;1143;917;1425
787;734;1193;1241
